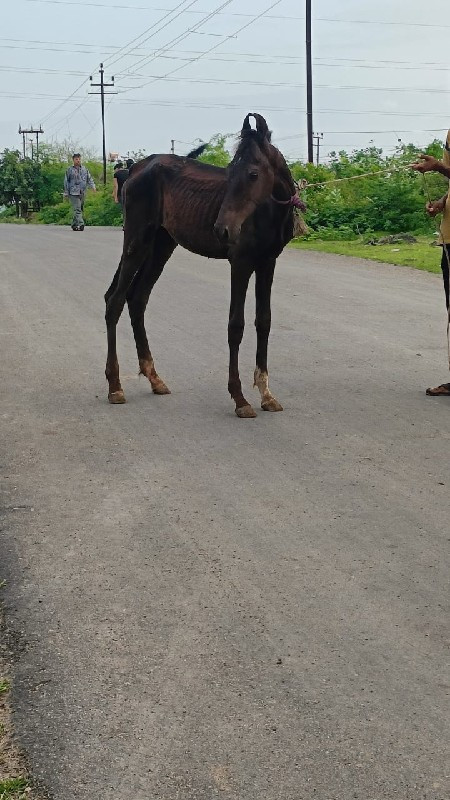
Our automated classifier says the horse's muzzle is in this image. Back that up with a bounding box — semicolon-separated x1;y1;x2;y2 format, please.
214;222;240;245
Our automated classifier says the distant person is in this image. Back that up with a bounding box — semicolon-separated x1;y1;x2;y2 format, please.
63;153;96;231
412;131;450;395
113;159;134;208
112;161;123;205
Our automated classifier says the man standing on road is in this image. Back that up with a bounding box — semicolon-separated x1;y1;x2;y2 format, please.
63;153;96;231
113;158;134;209
412;131;450;395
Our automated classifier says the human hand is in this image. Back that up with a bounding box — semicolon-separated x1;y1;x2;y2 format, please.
412;154;441;173
425;199;445;217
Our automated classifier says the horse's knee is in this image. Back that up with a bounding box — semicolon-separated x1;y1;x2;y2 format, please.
228;320;245;346
105;295;124;327
255;313;271;333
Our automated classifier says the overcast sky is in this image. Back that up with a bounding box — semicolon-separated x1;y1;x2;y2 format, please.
2;0;449;162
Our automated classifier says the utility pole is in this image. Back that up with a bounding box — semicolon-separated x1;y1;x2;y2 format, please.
306;0;313;163
89;64;116;185
171;139;175;154
313;132;323;165
18;125;44;160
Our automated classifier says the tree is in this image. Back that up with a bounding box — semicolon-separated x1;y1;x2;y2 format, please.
39;138;99;163
197;134;232;167
0;150;43;216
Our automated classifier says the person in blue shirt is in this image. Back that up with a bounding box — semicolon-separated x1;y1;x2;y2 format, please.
63;153;96;231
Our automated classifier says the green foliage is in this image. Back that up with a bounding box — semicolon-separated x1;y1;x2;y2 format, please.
37;188;122;226
0;777;29;799
0;150;43;213
289;140;449;237
197;133;232;167
83;187;122;226
291;235;442;275
1;134;448;235
38;138;99;162
306;225;358;241
38;201;71;225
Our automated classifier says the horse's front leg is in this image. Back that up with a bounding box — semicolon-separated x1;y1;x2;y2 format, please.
228;262;256;418
253;259;283;412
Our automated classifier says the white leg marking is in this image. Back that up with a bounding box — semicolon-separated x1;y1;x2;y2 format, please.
253;368;283;411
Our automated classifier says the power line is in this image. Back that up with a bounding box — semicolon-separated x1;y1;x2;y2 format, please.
34;0;196;132
102;0;201;70
40;77;89;125
277;128;447;141
4;63;450;91
4;43;450;75
3;38;450;72
4;92;450;118
8;64;443;96
40;0;229;132
112;0;239;78
121;1;286;89
20;2;450;27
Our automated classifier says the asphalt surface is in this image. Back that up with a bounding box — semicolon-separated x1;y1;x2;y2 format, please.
1;225;449;800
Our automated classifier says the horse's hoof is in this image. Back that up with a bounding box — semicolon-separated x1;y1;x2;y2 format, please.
108;390;126;404
152;380;171;395
235;404;257;418
261;398;283;412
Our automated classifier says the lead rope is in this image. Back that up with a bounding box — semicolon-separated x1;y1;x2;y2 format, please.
422;172;450;371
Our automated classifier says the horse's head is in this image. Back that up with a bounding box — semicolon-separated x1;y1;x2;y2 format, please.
214;113;294;246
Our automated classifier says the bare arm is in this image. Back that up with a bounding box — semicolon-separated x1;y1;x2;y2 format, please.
425;194;448;217
412;154;450;179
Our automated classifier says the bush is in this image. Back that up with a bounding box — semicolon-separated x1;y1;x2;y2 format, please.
83;189;122;226
38;202;71;225
37;189;122;226
306;225;358;241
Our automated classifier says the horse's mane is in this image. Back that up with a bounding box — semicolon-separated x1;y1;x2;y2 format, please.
230;114;295;195
230;127;273;167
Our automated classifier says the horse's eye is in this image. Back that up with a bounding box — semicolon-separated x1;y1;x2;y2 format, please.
248;171;258;181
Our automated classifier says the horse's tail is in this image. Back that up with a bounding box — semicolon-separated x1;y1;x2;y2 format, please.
105;259;122;303
186;143;207;159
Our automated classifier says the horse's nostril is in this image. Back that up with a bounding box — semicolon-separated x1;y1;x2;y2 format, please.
214;223;229;243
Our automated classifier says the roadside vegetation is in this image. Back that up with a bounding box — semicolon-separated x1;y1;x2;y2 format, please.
1;598;45;800
0;133;446;274
291;235;443;274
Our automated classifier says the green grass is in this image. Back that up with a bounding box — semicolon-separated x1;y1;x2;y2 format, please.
0;778;30;800
290;235;443;274
0;680;10;695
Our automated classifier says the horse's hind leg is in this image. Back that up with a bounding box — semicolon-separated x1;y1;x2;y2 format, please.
105;238;154;403
253;259;283;412
127;228;177;395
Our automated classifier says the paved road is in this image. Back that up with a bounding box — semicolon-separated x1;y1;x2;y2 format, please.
1;226;449;800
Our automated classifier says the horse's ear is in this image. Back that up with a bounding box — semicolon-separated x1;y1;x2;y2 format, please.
242;114;252;133
252;114;270;139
